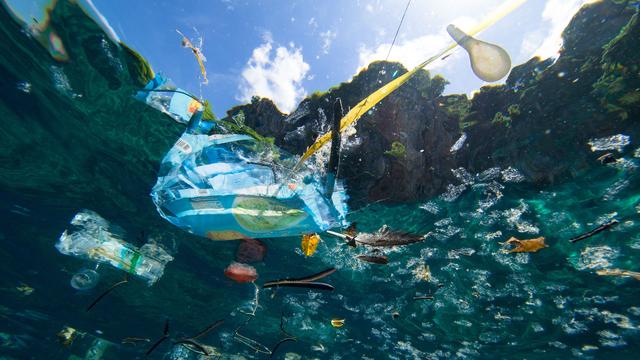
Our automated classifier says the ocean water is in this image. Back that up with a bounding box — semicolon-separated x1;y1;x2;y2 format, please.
1;1;640;360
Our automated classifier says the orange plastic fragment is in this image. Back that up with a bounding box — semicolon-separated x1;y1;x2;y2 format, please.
501;236;547;253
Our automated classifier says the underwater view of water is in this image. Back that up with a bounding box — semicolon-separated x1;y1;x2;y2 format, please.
1;1;640;359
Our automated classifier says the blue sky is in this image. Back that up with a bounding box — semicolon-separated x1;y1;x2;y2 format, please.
9;0;595;117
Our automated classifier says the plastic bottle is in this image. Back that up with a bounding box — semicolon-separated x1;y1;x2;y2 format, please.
56;210;170;285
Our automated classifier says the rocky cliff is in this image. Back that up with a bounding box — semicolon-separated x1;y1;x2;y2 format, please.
222;0;640;205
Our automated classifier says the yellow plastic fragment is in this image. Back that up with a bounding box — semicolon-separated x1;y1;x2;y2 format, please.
16;283;34;295
331;319;345;328
57;326;77;347
301;233;320;256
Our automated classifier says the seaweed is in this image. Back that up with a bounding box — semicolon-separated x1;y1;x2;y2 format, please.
384;141;407;158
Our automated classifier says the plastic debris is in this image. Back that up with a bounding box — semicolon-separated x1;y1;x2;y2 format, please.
596;269;640;281
56;210;172;285
330;319;345;328
224;262;258;283
597;153;617;164
70;268;100;290
15;283;34;296
450;132;467;153
148;101;348;241
446;24;511;82
301;233;320;256
57;326;78;347
135;74;204;124
177;29;208;85
501;236;548;253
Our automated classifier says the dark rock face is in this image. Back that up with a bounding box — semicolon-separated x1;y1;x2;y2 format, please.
222;62;459;205
223;0;640;204
460;1;640;184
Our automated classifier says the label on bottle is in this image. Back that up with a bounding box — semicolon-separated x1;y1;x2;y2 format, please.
128;252;141;274
175;138;192;154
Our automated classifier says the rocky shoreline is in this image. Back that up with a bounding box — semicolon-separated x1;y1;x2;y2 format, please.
221;0;640;205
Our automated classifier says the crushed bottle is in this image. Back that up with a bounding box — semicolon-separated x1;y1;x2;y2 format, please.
56;210;173;285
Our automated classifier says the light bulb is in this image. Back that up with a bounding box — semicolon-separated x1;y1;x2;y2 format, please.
447;24;511;82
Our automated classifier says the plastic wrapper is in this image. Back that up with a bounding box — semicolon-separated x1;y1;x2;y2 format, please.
135;74;203;124
143;79;348;240
56;210;172;285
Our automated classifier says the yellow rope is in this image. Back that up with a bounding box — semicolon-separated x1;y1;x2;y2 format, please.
295;0;529;169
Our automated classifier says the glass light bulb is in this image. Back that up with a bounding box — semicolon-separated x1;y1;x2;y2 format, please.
447;24;511;82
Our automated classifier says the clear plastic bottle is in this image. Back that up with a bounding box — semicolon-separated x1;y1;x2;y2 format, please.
56;210;170;285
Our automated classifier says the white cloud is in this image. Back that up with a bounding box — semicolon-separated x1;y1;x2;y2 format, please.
521;0;597;59
320;30;337;55
238;38;310;114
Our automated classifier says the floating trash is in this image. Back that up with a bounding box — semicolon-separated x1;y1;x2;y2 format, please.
57;326;78;347
15;283;34;296
596;269;640;281
500;237;548;254
446;24;511;82
56;210;172;285
450;132;467;153
224;262;258;283
301;233;320;257
70;269;100;290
